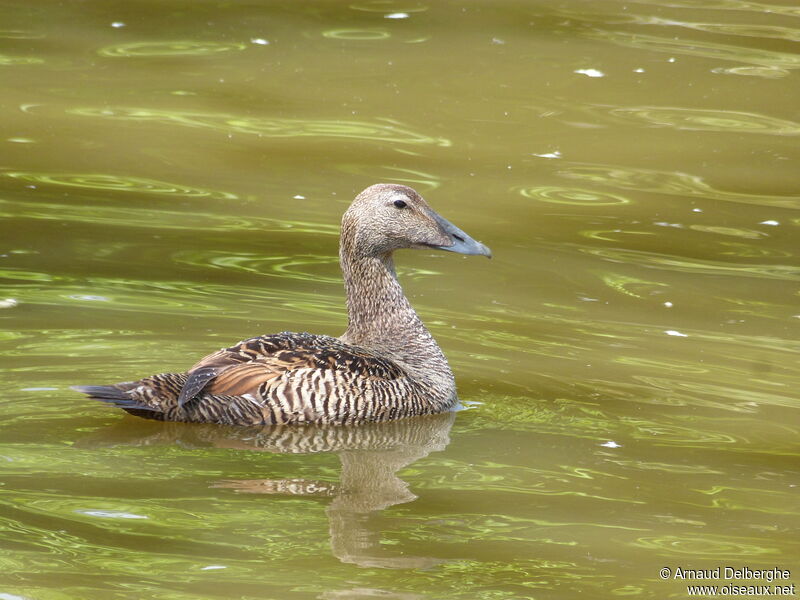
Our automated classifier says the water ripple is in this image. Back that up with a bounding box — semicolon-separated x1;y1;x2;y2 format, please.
350;1;429;13
695;486;800;516
631;534;779;558
98;40;247;58
0;270;347;321
173;252;340;284
172;250;437;283
558;163;800;210
338;165;442;191
580;246;800;282
461;396;752;450
0;30;45;39
607;14;800;42
424;460;643;504
586;30;800;77
321;29;390;40
627;0;800;19
669;20;800;43
688;225;766;240
609;106;800;135
586;378;767;413
601;273;668;299
518;186;631;206
718;241;792;259
65;106;451;146
0;55;43;66
0;197;337;235
3;172;237;200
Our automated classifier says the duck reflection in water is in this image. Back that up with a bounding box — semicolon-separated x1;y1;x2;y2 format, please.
82;411;455;569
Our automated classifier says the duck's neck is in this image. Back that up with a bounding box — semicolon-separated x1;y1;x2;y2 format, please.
338;249;455;398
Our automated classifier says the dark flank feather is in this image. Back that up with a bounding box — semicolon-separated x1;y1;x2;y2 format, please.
74;184;491;426
177;366;220;407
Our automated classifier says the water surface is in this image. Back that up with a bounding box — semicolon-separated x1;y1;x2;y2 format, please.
1;1;798;598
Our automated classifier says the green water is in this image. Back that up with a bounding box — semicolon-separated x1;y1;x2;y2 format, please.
1;0;798;598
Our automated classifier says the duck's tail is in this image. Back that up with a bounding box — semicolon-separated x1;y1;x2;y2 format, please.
72;382;165;420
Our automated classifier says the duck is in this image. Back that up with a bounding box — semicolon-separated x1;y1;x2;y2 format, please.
74;183;491;426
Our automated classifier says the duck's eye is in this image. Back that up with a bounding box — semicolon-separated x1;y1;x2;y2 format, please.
393;199;407;209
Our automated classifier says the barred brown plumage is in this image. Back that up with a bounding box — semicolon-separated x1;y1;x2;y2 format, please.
73;183;491;425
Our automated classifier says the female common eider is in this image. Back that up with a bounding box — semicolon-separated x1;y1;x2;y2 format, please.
74;183;491;425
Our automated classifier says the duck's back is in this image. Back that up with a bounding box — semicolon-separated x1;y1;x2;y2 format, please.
76;332;438;426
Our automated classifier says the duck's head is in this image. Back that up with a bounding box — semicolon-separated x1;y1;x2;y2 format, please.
341;183;492;259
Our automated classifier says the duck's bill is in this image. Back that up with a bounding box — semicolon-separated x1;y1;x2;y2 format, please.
431;213;492;258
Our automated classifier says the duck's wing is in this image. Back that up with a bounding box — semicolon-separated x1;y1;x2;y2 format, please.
178;332;405;408
76;332;415;426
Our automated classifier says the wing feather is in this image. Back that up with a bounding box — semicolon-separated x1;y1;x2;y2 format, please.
177;333;405;410
208;363;281;396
